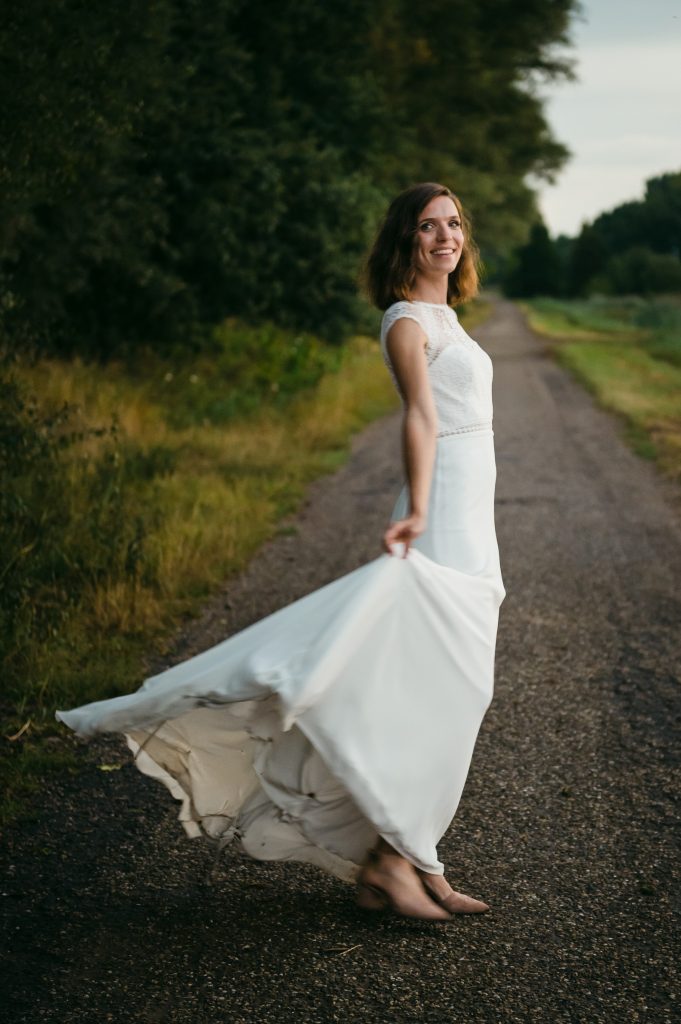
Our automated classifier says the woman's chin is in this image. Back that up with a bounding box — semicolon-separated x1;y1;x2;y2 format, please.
432;258;459;274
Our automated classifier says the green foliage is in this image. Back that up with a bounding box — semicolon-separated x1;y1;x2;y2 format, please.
591;172;681;259
594;247;681;298
0;1;181;355
566;171;681;298
141;321;343;429
568;225;609;296
505;170;681;300
525;295;681;369
0;0;578;356
631;299;681;367
525;296;641;335
504;223;563;297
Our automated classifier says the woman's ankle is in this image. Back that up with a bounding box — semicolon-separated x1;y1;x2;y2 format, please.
373;837;405;859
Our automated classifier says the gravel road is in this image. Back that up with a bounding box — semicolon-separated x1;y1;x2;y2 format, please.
2;299;680;1024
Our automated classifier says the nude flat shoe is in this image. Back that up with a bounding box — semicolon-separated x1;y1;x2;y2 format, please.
355;879;452;921
419;876;490;915
355;851;451;922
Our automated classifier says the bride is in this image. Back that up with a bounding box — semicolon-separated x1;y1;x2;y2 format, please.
57;182;505;922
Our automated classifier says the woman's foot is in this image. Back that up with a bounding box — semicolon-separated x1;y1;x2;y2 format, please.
357;849;451;921
417;869;490;914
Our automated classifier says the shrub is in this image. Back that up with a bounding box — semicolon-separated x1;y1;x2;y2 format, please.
596;248;681;297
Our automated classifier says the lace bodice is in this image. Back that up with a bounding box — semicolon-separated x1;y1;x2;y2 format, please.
380;301;493;437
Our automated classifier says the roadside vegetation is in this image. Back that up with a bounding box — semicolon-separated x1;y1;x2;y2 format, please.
0;301;489;822
523;296;681;479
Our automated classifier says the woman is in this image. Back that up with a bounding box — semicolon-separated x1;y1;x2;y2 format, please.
57;182;505;923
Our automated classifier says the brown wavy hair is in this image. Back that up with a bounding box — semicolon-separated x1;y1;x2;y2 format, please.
365;182;481;310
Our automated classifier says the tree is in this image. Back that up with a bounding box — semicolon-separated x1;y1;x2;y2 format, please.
590;172;681;261
0;0;580;356
559;170;681;298
568;224;609;296
504;223;562;297
597;247;681;296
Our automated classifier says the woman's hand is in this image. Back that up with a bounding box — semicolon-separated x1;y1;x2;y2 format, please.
383;512;426;557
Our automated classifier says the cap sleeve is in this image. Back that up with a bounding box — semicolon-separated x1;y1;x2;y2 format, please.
379;302;425;356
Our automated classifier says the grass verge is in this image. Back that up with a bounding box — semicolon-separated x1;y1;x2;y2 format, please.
522;297;681;480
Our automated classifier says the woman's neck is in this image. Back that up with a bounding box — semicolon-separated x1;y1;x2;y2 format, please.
409;274;449;305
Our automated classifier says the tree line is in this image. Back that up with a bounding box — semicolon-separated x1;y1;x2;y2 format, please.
505;170;681;298
1;0;577;358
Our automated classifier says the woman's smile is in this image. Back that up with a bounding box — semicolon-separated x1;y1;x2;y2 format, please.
413;195;465;282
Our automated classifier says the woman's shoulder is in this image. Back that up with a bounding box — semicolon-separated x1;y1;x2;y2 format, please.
380;300;426;342
382;299;419;319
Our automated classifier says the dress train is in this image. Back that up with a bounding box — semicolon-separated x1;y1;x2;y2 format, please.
57;429;504;880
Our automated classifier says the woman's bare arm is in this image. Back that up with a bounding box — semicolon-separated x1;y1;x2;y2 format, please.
383;318;438;556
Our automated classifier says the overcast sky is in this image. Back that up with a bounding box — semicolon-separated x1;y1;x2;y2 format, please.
537;0;681;237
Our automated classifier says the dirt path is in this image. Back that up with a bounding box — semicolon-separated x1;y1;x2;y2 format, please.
3;299;680;1024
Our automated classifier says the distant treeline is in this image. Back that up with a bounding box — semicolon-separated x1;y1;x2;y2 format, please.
1;0;577;357
505;171;681;298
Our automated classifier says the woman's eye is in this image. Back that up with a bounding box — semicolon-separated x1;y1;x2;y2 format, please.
419;222;433;231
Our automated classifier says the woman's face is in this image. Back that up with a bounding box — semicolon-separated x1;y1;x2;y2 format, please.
412;195;464;279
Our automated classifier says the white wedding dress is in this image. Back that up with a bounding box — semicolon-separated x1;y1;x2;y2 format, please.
56;300;505;881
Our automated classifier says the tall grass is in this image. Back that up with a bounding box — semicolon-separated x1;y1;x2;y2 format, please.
2;332;397;724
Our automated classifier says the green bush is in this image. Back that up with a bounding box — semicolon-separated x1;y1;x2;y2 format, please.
142;321;344;430
596;247;681;297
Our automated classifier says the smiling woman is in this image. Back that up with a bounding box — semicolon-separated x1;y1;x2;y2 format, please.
365;182;481;310
56;182;504;924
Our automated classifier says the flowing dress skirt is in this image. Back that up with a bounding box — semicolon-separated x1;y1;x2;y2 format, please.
56;429;505;881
